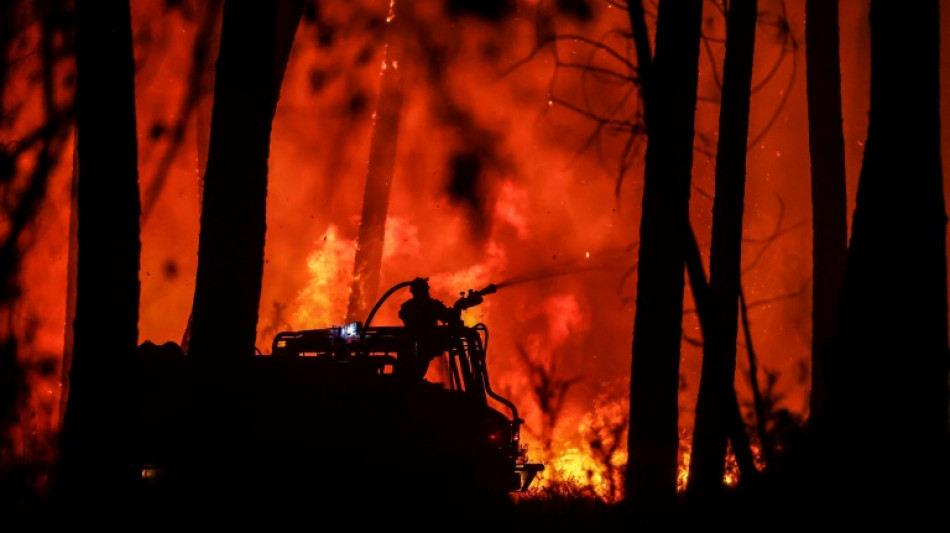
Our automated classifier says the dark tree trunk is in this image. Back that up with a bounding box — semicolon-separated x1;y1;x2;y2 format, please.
683;229;759;494
624;0;704;518
56;0;141;516
626;0;758;511
687;0;758;504
823;0;948;521
182;0;303;509
804;0;847;445
346;0;407;324
61;130;79;426
178;2;222;351
625;0;653;122
187;0;303;361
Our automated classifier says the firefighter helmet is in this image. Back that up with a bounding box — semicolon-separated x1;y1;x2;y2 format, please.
409;277;430;296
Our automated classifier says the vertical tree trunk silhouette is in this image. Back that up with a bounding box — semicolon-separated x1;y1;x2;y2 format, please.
687;0;759;505
61;135;79;427
803;0;847;444
187;0;302;361
180;1;223;351
625;2;758;510
56;0;141;515
187;1;303;355
345;0;407;324
183;0;303;507
625;0;653;123
823;0;948;521
624;0;703;517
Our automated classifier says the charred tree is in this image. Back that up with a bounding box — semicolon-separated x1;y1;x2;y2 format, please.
624;0;704;518
55;0;141;517
687;0;759;505
183;0;303;509
345;0;407;324
823;0;949;522
803;0;847;445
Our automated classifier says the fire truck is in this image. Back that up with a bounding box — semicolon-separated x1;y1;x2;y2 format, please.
135;280;543;515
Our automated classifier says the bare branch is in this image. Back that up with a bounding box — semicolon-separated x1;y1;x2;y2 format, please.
515;343;583;451
548;33;638;70
742;282;810;311
556;61;638;84
747;42;797;149
550;97;637;130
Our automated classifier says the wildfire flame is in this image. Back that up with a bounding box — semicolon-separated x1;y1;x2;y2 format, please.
0;0;909;504
291;225;355;329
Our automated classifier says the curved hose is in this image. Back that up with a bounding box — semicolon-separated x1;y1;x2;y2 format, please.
360;280;413;341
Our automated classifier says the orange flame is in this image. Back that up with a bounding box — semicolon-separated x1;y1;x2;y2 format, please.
291;225;355;329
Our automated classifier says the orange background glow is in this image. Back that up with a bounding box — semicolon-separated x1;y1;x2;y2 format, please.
4;0;950;501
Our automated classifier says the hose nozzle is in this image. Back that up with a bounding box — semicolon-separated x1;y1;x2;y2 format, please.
479;283;497;296
454;284;497;311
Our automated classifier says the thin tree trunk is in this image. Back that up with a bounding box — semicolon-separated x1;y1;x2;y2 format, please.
346;0;407;324
626;0;653;122
625;0;704;518
56;0;141;517
824;0;948;521
61;131;79;426
738;287;770;467
181;1;223;352
195;3;222;189
56;0;80;427
687;0;759;505
804;0;847;445
683;228;758;496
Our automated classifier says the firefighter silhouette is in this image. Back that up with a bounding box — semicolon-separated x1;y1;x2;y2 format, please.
398;277;458;378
